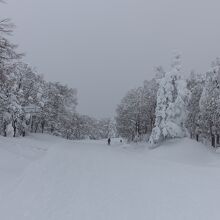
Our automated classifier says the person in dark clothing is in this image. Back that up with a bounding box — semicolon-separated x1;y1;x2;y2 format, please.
108;138;111;145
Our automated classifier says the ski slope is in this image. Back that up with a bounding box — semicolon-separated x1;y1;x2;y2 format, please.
0;134;220;220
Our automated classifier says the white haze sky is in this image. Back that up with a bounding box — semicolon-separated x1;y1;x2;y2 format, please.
1;0;220;118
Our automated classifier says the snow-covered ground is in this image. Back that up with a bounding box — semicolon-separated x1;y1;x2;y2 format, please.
0;134;220;220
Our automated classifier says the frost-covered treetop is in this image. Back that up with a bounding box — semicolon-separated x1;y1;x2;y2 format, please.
171;53;182;73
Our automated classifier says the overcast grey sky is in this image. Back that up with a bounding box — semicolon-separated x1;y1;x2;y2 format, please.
1;0;220;118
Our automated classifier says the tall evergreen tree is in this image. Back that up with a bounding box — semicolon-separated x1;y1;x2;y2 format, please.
149;54;190;145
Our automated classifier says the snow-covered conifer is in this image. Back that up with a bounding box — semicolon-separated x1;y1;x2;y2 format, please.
149;54;190;145
199;58;220;140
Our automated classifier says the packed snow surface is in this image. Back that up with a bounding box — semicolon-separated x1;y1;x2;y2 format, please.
0;134;220;220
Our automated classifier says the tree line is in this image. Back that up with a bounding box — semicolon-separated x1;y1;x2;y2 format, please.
0;11;115;139
116;54;220;147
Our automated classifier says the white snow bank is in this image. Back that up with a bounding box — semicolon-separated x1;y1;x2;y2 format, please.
150;138;219;166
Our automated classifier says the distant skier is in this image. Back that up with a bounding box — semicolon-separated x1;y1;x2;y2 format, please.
108;138;111;145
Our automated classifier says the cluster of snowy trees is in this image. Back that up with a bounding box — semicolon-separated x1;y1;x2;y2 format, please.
0;12;115;140
115;77;159;142
116;54;220;147
0;57;78;138
188;58;220;147
64;114;116;140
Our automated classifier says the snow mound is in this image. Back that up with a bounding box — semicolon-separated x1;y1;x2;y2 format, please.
150;138;218;166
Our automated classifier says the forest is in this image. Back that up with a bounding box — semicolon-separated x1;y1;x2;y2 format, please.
116;55;220;147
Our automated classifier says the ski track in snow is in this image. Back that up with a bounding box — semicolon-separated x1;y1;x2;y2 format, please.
0;134;220;220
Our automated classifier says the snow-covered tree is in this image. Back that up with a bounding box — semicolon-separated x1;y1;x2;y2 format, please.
40;82;77;135
0;63;23;136
97;118;116;139
115;87;143;141
142;78;158;134
199;58;220;141
0;12;23;136
186;71;204;139
149;54;190;145
115;80;158;142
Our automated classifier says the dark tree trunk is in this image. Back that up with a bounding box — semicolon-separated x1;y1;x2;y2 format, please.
144;125;148;134
217;134;220;145
13;125;16;137
51;126;54;133
150;118;153;132
212;135;215;147
41;121;45;133
3;121;7;137
196;134;199;142
12;118;17;138
35;123;39;133
31;118;34;133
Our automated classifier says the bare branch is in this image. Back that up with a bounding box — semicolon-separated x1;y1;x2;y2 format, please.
0;19;15;35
